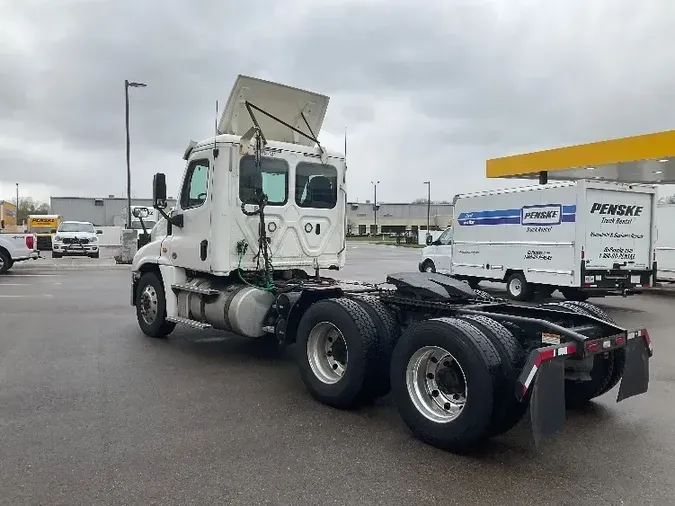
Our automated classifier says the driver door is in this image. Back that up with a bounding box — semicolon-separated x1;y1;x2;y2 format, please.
166;156;212;272
435;227;453;273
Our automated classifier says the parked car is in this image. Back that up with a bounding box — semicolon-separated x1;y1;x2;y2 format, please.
51;221;103;258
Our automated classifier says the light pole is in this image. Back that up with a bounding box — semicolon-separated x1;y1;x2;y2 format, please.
371;180;380;235
125;79;147;229
423;181;431;238
15;183;19;227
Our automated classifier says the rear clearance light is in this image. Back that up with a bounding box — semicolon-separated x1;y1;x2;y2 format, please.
25;236;34;249
584;334;626;355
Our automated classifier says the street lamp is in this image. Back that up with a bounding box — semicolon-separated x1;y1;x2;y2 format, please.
125;79;147;229
423;181;431;240
16;183;19;227
371;180;380;234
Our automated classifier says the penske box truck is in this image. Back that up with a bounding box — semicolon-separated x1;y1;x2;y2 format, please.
419;180;657;301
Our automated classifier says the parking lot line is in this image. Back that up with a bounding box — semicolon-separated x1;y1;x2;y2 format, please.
0;294;54;298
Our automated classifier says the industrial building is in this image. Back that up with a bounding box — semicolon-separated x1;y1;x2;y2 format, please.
50;196;177;227
347;201;454;236
49;196;452;237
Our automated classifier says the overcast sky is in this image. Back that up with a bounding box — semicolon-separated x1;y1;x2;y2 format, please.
2;0;675;205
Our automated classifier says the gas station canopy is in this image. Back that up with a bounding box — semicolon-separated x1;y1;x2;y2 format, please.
486;129;675;184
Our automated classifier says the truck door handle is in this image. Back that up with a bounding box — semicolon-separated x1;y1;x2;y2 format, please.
200;240;208;261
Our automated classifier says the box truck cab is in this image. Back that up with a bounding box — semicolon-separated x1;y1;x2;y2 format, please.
419;180;658;301
419;226;453;273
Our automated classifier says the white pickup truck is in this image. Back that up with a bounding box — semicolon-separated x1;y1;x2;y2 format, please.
0;232;39;274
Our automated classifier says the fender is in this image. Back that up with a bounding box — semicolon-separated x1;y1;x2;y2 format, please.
277;287;344;344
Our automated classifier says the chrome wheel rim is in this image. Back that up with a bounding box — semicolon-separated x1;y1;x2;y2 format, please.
139;284;158;325
406;346;467;423
307;322;348;384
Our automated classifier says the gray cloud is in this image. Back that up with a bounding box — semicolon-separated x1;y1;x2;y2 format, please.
2;0;675;204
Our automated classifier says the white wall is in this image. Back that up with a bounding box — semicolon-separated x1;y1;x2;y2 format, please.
98;226;123;246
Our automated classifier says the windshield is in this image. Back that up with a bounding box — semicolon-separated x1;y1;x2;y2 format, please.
437;227;453;245
58;222;96;233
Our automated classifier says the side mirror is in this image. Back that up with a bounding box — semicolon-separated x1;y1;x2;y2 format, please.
132;207;150;219
425;233;433;246
153;173;168;209
96;229;103;235
50;229;57;234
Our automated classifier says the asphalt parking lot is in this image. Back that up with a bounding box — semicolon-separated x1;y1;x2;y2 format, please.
2;243;675;505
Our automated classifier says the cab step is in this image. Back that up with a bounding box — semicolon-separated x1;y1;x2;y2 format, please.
166;316;212;329
171;283;220;296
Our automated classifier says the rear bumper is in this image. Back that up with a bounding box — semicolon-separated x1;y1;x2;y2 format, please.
580;268;654;293
517;329;652;445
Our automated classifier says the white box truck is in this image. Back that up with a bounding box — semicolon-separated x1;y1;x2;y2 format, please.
655;203;675;282
419;180;658;301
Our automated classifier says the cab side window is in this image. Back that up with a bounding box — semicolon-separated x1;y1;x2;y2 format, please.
180;159;210;210
438;228;453;245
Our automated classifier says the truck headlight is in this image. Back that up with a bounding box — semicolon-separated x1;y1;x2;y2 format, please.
53;235;62;242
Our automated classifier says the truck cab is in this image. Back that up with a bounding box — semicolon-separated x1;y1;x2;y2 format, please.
131;74;346;334
419;226;453;274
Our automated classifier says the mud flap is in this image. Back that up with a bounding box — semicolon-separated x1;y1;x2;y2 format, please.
529;359;566;447
617;337;650;402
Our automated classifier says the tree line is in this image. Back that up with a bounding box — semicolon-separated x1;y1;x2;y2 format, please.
4;197;50;224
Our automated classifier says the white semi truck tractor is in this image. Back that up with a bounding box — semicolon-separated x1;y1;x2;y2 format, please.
130;75;653;453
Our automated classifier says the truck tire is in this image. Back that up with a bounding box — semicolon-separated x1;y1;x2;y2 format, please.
560;287;590;301
506;272;534;301
0;249;11;274
351;294;401;396
136;271;176;338
295;297;382;408
421;260;435;273
389;317;502;452
456;315;528;437
52;252;62;259
89;251;100;259
543;301;623;407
